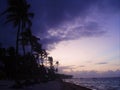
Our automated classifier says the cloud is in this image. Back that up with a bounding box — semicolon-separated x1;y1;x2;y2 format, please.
0;0;119;50
28;0;108;50
58;65;78;73
60;69;120;78
77;70;120;78
59;65;76;70
96;62;108;65
30;0;97;27
79;65;85;67
39;20;106;50
98;0;120;13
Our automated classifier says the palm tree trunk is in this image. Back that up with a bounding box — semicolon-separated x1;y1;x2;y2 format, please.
22;22;26;56
22;44;26;55
28;29;33;54
16;22;21;55
15;21;21;85
30;39;33;54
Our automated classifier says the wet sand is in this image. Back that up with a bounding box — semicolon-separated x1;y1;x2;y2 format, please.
62;81;91;90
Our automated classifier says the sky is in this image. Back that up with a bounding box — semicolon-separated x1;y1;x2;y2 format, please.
0;0;120;78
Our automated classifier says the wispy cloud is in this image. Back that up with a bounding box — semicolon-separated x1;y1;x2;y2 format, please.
60;65;76;69
96;62;108;65
79;65;85;67
39;20;106;50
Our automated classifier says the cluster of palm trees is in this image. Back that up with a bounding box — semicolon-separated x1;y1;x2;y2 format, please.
1;0;35;55
0;0;59;85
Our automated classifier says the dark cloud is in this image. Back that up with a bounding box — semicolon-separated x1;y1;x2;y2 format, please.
30;0;97;27
110;0;120;9
29;0;107;50
1;0;119;50
95;0;120;13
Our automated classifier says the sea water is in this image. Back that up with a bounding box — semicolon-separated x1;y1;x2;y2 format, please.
64;77;120;90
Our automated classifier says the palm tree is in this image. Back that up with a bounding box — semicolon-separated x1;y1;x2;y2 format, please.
55;61;59;72
48;57;53;69
1;0;34;55
20;28;32;54
0;0;34;85
31;35;41;53
20;28;42;55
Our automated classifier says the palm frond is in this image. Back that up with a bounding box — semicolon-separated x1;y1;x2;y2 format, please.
28;13;34;18
4;18;16;24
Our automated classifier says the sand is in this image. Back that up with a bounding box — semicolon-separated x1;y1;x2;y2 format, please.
0;80;91;90
62;81;91;90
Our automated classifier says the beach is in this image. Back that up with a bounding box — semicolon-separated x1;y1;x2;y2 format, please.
0;80;91;90
62;82;91;90
62;81;91;90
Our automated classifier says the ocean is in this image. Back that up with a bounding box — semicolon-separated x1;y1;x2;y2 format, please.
63;77;120;90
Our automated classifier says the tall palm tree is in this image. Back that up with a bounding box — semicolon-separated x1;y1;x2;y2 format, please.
1;0;34;55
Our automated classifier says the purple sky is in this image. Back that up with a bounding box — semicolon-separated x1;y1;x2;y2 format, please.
0;0;120;77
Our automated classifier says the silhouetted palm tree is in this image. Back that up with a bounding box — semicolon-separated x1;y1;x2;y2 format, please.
20;28;32;54
0;0;34;86
1;0;34;55
20;28;42;56
40;49;48;65
48;57;53;68
55;61;59;72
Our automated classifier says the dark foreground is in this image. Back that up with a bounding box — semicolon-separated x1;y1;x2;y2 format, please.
62;81;91;90
0;80;91;90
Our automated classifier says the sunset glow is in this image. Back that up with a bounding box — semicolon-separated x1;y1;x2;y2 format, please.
0;0;120;77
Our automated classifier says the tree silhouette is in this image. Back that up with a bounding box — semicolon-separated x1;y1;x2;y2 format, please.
55;61;59;72
0;0;35;86
48;57;56;80
48;57;53;68
20;28;32;54
1;0;34;55
0;0;60;86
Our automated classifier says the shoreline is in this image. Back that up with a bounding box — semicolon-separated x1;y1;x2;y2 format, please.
62;81;91;90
